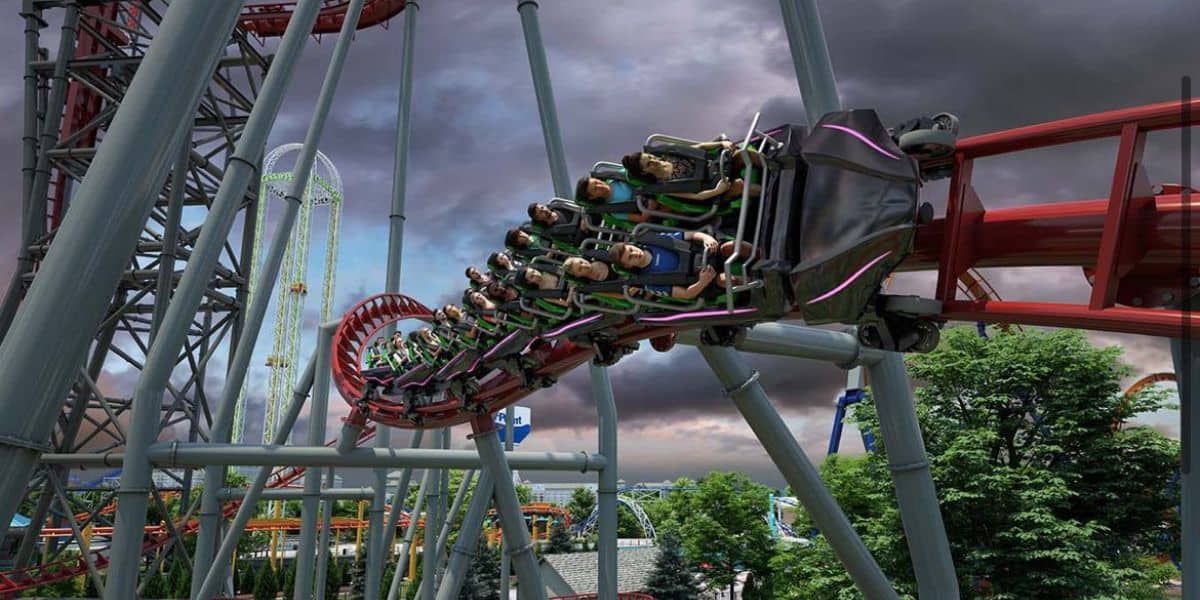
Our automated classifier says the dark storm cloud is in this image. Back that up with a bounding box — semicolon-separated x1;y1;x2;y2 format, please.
522;341;846;432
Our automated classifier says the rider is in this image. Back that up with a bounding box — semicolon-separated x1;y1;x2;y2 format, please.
384;332;408;371
487;251;521;275
563;256;613;282
518;266;574;307
607;230;747;300
465;266;492;290
528;202;590;248
364;337;388;368
574;175;655;223
504;227;550;260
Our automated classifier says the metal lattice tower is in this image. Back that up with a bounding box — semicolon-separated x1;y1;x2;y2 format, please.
231;144;342;445
0;0;267;575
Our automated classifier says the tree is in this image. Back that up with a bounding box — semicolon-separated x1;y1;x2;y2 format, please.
666;472;774;597
324;553;343;599
771;327;1181;599
238;561;257;594
82;572;100;598
642;532;702;599
253;561;279;600
515;483;533;504
282;559;297;597
142;568;169;599
458;541;501;599
616;504;643;538
566;487;596;524
545;521;573;554
348;556;366;598
167;558;190;598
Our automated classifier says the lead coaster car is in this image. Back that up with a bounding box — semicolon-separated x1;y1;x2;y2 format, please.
788;110;922;337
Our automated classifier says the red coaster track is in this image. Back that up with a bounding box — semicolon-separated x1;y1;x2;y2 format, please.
238;0;408;37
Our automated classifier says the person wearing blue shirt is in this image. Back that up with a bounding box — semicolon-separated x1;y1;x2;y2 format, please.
607;230;721;299
574;175;655;223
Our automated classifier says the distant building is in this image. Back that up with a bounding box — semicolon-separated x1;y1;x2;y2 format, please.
528;480;683;506
529;482;596;506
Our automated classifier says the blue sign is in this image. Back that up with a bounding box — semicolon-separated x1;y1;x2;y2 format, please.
495;406;532;445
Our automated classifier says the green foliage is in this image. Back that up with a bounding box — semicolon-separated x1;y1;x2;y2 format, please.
283;559;297;597
349;557;366;597
566;487;596;524
771;327;1181;599
642;531;702;599
167;558;191;598
81;572;100;598
458;541;501;599
514;483;533;505
237;560;257;594
663;472;774;594
143;566;171;599
253;560;279;600
545;521;574;554
324;554;344;599
617;504;644;538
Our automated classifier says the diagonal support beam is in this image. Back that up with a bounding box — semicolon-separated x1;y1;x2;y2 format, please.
866;352;960;598
471;416;547;600
697;343;899;600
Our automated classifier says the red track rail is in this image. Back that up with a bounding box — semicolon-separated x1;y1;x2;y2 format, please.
917;98;1199;337
239;0;407;37
331;293;435;406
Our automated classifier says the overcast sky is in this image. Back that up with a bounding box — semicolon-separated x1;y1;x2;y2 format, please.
0;1;1195;488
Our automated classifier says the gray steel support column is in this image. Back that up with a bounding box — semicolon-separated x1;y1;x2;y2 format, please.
415;465;475;597
388;467;432;600
365;438;392;600
517;0;570;197
375;431;425;600
44;447;608;471
420;444;442;600
867;352;959;598
148;131;191;342
11;0;41;342
434;470;474;576
91;0;320;590
14;319;118;569
677;323;882;366
0;0;242;543
313;467;338;597
778;0;841;124
0;2;78;342
294;322;339;600
219;487;373;501
384;0;419;287
593;364;619;600
472;419;547;600
192;0;364;591
375;4;419;594
698;344;898;600
501;406;515;600
1174;337;1198;600
438;431;451;565
516;0;595;590
19;0;39;236
195;354;318;600
435;470;494;600
381;431;426;561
